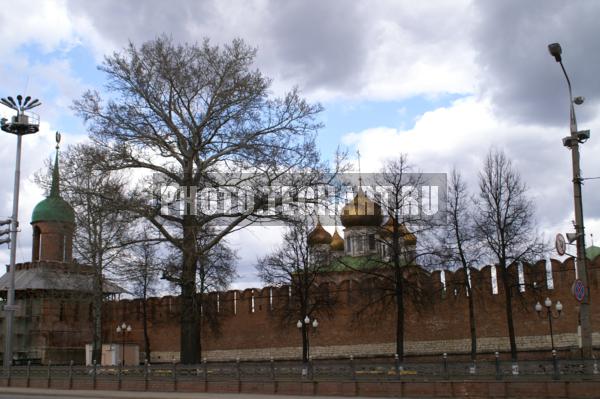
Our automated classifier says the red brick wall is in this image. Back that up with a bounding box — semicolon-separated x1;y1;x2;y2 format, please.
100;257;600;361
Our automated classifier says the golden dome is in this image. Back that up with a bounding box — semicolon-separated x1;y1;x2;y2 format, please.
340;188;383;227
382;217;417;245
307;222;332;246
330;229;344;251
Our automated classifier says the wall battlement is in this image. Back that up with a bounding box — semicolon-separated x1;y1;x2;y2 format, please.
102;256;600;362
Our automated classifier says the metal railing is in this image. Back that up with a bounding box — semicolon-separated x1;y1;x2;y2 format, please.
1;355;599;386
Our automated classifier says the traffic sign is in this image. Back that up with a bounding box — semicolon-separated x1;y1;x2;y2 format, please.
555;233;566;256
572;279;586;302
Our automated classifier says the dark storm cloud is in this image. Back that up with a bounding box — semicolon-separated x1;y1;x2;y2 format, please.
66;0;369;96
264;1;368;91
473;0;600;127
67;0;215;45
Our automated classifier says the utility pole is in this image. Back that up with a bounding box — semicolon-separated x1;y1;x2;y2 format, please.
0;95;41;367
548;43;593;359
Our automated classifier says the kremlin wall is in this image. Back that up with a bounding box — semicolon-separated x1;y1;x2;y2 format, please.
1;143;600;365
102;256;600;363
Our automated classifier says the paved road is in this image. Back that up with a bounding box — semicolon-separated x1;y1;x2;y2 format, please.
0;388;417;399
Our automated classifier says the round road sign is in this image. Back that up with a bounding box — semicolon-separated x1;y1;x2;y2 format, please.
555;233;566;256
572;279;585;302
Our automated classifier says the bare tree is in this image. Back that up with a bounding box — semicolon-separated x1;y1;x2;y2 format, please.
438;169;481;362
336;155;435;362
474;149;545;362
256;222;334;363
120;231;162;362
35;143;134;364
73;36;329;363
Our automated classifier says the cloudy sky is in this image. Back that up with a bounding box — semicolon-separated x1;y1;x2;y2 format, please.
1;0;599;288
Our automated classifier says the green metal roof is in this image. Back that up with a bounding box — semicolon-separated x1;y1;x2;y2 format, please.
31;147;74;224
31;196;74;224
586;246;600;261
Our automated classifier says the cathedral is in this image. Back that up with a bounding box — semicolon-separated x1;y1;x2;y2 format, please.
306;185;417;265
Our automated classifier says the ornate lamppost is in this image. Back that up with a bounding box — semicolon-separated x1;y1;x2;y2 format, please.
116;323;132;366
535;297;563;351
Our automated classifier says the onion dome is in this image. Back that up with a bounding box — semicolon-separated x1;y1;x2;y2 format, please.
340;188;383;227
330;229;344;251
31;143;75;224
307;222;332;246
382;217;417;245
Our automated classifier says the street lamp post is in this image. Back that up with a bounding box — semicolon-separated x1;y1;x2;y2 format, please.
297;315;318;376
116;323;132;366
0;95;41;368
535;297;563;351
548;43;593;359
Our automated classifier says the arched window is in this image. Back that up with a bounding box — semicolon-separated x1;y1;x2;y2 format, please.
32;226;42;261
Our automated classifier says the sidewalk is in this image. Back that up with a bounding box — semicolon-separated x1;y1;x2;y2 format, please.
0;387;362;399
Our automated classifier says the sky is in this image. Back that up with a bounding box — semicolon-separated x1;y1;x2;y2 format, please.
1;0;599;289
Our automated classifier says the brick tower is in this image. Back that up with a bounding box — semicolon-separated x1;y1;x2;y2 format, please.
31;139;75;262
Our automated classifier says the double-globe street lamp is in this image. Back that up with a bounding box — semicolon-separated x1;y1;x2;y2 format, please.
116;323;132;366
0;95;41;367
535;297;563;351
548;43;592;359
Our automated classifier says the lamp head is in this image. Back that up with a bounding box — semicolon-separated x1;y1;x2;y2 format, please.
548;43;562;62
544;297;552;308
556;301;563;313
535;302;542;313
296;320;302;329
304;315;310;324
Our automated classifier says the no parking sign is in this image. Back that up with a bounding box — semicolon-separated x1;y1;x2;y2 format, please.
572;279;586;302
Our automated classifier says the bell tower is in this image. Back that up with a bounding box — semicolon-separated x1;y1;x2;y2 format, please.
30;132;75;262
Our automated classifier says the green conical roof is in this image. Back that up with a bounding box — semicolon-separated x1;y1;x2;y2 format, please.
31;146;74;224
586;246;600;261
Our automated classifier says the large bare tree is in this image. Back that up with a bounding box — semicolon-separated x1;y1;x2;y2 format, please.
73;36;327;363
474;149;545;363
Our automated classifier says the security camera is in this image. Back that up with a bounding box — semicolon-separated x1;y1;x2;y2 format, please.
574;96;585;105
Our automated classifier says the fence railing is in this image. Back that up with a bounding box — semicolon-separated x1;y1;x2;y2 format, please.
1;354;599;386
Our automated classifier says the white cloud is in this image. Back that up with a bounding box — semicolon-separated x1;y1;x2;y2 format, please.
343;96;600;244
0;0;78;57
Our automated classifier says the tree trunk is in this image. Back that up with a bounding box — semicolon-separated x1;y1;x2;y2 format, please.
392;215;404;362
91;275;103;365
395;271;404;362
180;218;199;364
501;266;518;361
142;296;151;362
466;282;477;361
